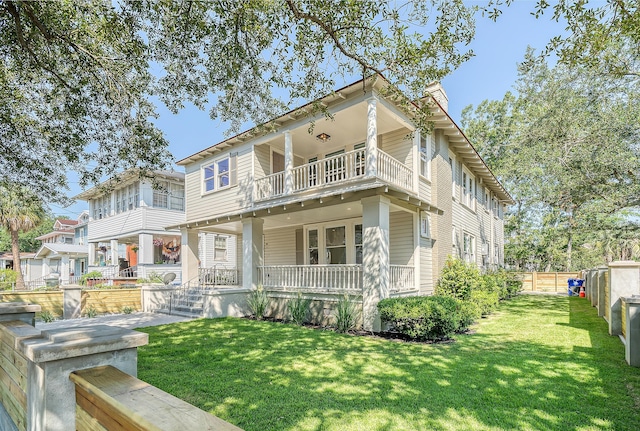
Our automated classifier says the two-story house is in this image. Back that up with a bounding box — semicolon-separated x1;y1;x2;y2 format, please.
33;212;89;285
75;170;237;285
173;75;512;329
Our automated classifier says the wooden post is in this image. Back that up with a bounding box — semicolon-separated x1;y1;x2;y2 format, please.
532;271;538;292
555;272;559;293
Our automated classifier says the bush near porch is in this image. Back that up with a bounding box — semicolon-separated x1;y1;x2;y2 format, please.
377;259;523;340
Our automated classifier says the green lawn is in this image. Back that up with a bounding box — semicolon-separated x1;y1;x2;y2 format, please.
137;295;640;431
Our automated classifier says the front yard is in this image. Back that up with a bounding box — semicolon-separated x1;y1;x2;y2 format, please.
137;295;640;431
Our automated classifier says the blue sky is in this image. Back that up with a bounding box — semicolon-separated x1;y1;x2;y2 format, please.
53;1;566;218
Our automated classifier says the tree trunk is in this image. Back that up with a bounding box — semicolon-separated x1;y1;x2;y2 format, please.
10;227;26;289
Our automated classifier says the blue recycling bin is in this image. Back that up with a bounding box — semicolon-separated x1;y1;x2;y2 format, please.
567;278;584;296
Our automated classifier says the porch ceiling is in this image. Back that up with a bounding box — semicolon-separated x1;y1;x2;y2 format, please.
265;102;407;159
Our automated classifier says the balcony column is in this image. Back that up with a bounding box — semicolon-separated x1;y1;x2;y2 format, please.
361;195;390;332
181;228;200;283
366;97;378;177
109;239;119;266
137;233;153;265
242;218;264;290
60;255;70;285
284;130;293;195
88;243;97;266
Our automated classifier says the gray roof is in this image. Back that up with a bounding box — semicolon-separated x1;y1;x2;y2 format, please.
35;244;88;259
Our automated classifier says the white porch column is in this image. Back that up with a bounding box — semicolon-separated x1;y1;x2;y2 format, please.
362;195;390;332
43;258;51;276
242;218;264;290
60;256;70;285
284;130;293;195
366;97;378;177
608;261;640;336
138;233;154;265
88;243;97;266
109;239;119;266
181;228;200;283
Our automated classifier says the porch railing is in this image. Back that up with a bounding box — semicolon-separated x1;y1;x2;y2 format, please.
258;264;363;291
254;148;413;201
389;265;416;293
199;267;241;286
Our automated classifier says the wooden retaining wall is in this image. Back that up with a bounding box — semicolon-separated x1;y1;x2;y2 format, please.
0;321;33;431
0;288;141;318
82;289;141;314
521;272;581;293
0;292;63;318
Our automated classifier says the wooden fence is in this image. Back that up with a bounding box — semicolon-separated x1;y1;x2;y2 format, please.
521;272;582;293
0;288;141;318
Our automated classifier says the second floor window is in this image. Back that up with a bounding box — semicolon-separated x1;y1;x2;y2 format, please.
203;154;236;193
420;134;431;178
153;181;185;211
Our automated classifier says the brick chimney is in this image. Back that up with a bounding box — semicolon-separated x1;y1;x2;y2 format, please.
426;82;448;112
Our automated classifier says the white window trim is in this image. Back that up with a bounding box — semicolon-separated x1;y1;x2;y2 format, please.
419;133;431;180
462;167;475;211
420;211;431;239
304;218;362;265
201;155;231;195
463;232;476;264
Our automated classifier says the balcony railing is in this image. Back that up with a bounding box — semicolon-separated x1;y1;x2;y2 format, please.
199;267;241;287
258;264;363;291
254;148;413;201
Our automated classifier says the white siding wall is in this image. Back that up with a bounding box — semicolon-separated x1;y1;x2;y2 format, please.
381;128;413;168
199;233;238;268
184;143;254;221
255;144;271;177
263;227;297;265
420;238;433;294
87;208;184;241
389;211;414;266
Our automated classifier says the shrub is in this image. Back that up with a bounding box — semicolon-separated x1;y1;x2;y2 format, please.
0;269;17;290
470;289;499;316
335;294;360;333
85;306;98;318
38;311;54;323
121;306;135;314
79;271;104;286
435;257;481;301
247;285;269;320
377;296;459;341
287;291;311;325
457;300;481;332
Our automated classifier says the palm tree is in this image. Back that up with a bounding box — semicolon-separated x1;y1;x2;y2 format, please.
0;185;45;289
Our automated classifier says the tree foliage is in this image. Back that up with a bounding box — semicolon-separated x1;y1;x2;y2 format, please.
462;50;640;271
1;0;478;204
0;184;46;289
487;0;640;79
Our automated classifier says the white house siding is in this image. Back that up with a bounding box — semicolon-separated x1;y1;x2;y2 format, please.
184;144;253;221
380;128;413;169
419;238;434;294
255;144;271;177
199;233;238;269
86;207;184;241
264;227;297;266
418;178;432;206
389;211;414;266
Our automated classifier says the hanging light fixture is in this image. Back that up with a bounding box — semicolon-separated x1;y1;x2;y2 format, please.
316;132;331;142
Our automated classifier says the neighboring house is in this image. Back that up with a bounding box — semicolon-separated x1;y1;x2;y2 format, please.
0;252;41;285
33;212;89;285
74;170;237;285
173;75;513;330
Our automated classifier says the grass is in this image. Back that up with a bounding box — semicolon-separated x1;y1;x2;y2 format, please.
137;295;640;431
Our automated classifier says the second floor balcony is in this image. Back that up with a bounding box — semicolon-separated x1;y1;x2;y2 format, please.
254;148;414;202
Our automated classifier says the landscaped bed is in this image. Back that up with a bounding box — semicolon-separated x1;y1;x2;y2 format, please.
137;295;640;431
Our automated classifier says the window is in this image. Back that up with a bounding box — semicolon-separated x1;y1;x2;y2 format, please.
153;181;184;211
419;134;431;178
452;226;458;254
449;155;455;198
355;224;363;264
202;155;236;193
127;182;140;210
492;197;499;217
308;229;319;264
325;226;347;264
214;236;227;261
463;232;476;264
485;188;490;211
462;168;475;209
420;212;431;238
93;195;111;220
